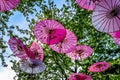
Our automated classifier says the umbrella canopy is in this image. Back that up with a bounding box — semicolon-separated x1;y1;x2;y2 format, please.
8;38;35;59
109;31;120;46
112;38;120;45
88;62;110;72
50;29;77;53
34;19;66;45
66;45;93;60
20;59;46;74
92;0;120;33
30;42;44;61
0;0;20;12
109;30;120;38
68;73;92;80
76;0;101;11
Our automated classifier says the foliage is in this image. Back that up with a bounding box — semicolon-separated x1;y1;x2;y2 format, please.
0;0;120;80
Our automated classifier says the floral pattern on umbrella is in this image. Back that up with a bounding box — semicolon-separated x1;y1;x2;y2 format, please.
0;0;20;12
76;0;101;11
88;62;110;72
68;73;92;80
50;29;77;53
20;59;46;74
30;42;44;61
34;19;66;45
8;38;35;59
92;0;120;33
66;45;93;60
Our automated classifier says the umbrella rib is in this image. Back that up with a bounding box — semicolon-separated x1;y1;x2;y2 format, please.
94;10;107;12
52;22;60;29
81;0;88;10
93;17;106;27
116;16;120;30
92;14;106;23
114;0;117;7
82;0;88;8
78;0;83;5
8;0;16;7
113;18;115;32
97;3;109;11
40;21;47;27
117;0;120;7
2;0;8;11
108;20;112;32
102;18;110;32
106;19;110;32
92;13;106;17
87;0;92;10
110;0;114;9
97;16;108;31
116;18;120;30
104;0;111;10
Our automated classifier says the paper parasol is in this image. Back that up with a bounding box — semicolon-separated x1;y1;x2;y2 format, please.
110;30;120;38
109;31;120;45
20;59;46;74
30;42;44;61
76;0;101;11
34;19;66;45
88;62;110;72
68;73;92;80
0;0;20;12
8;38;35;59
66;45;93;60
92;0;120;33
50;29;77;53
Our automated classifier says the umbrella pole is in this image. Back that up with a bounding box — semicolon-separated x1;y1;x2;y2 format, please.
30;69;34;80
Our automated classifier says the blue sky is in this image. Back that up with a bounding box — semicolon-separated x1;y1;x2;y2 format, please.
0;0;66;80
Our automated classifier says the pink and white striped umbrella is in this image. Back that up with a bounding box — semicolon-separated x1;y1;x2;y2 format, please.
34;19;66;45
50;29;77;54
66;45;93;60
92;0;120;33
0;0;20;12
68;73;92;80
8;38;35;60
30;42;44;61
76;0;100;11
88;62;110;72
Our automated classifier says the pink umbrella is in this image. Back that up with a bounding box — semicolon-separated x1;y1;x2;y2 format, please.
109;30;120;38
113;38;120;46
50;29;77;53
109;31;120;46
30;42;44;61
8;38;35;59
66;45;93;60
92;0;120;33
68;73;92;80
88;62;110;72
20;59;46;74
0;0;20;12
76;0;101;11
34;19;66;45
